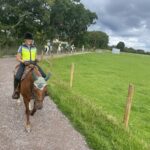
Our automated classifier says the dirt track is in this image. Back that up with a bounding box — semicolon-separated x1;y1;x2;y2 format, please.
0;57;90;150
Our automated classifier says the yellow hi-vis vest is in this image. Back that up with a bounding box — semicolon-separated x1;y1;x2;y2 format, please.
21;46;37;61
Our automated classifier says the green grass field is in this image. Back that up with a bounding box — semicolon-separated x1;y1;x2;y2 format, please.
41;52;150;150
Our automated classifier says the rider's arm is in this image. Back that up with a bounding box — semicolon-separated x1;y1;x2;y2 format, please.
16;53;24;63
16;46;24;63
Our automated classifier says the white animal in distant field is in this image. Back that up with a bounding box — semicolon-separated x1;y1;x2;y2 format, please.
57;44;62;54
44;45;50;55
53;39;71;53
70;44;75;53
44;40;53;55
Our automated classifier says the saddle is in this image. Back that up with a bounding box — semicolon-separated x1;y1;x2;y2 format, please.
14;64;38;80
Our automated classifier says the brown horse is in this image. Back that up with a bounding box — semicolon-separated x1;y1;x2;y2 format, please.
20;64;50;132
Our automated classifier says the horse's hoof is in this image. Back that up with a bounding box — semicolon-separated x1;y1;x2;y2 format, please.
30;112;34;116
25;125;31;133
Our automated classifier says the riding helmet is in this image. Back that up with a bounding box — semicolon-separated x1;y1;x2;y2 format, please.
24;32;33;40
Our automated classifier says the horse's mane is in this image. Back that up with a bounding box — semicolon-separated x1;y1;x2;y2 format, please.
22;65;41;81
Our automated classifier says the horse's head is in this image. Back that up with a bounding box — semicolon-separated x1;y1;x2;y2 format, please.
32;71;51;109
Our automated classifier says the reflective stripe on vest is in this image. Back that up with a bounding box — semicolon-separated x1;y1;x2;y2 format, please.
21;46;36;61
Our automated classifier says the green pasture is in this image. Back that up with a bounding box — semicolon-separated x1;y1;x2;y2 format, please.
41;52;150;150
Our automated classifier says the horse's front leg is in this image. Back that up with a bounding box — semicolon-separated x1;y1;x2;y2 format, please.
30;100;37;116
23;98;31;132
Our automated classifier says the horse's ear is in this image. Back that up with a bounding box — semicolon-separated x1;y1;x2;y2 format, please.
32;72;38;81
45;72;51;81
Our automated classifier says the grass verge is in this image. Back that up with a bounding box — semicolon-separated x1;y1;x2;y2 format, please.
46;79;147;150
40;52;149;150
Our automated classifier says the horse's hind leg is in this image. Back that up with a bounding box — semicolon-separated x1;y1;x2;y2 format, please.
23;98;31;132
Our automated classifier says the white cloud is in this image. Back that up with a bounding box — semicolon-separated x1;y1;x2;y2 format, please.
81;0;150;51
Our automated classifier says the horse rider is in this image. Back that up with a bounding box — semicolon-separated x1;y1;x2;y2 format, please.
12;32;46;99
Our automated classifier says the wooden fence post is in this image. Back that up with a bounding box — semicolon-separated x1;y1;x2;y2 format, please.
123;84;134;129
70;63;75;88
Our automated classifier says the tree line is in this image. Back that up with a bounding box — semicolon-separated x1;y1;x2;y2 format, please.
114;41;149;55
0;0;108;49
1;0;147;54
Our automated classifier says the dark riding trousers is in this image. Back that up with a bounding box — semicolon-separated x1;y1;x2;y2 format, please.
15;62;46;81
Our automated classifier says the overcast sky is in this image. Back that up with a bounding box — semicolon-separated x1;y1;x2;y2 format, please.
81;0;150;51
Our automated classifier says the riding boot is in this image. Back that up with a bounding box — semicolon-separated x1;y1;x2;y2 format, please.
12;79;20;99
36;65;46;78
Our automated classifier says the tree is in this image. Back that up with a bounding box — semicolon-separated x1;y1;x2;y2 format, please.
79;31;109;49
0;0;53;45
0;0;97;47
116;41;125;51
50;0;97;43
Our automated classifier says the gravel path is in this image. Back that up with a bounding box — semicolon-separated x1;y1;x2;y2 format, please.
0;57;90;150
